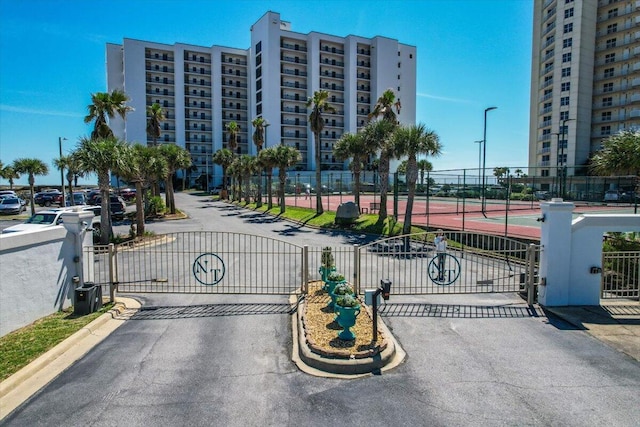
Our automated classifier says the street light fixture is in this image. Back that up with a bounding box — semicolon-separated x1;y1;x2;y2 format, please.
481;107;497;217
58;137;67;205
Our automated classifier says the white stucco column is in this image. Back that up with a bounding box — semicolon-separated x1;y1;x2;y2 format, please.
61;209;95;288
538;199;574;306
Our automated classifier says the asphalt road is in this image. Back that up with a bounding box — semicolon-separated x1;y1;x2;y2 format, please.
2;192;640;426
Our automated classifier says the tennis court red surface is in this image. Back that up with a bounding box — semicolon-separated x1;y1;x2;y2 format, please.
283;194;635;241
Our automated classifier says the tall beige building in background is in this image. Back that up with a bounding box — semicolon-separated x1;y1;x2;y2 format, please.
529;0;640;183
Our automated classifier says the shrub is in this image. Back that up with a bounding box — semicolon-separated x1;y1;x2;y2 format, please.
336;294;359;308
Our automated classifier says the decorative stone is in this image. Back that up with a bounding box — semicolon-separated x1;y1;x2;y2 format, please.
335;201;360;225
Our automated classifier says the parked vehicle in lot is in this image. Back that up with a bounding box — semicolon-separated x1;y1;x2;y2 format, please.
0;197;26;215
0;190;17;199
2;209;69;233
119;188;136;201
603;190;621;202
65;192;87;206
34;191;63;207
94;195;127;220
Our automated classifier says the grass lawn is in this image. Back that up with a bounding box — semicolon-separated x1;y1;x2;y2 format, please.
0;304;113;382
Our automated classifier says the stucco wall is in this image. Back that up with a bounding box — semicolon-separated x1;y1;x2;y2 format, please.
0;227;83;336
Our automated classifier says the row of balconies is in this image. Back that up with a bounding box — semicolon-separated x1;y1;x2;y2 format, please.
281;55;307;64
222;103;247;111
187;113;212;120
146;77;174;85
357;73;371;80
185;68;211;76
222;91;247;99
357;109;371;116
186;101;212;109
282;119;308;126
596;19;640;37
146;65;174;74
221;68;248;77
145;53;174;62
597;4;639;23
322;82;345;91
221;56;247;66
186;136;212;143
186;124;212;132
321;70;344;79
186;78;211;87
321;58;344;67
184;54;211;64
282;106;308;115
281;42;307;52
222;79;247;88
282;94;305;101
321;45;344;55
186;91;211;98
542;36;555;50
281;81;307;90
282;68;307;77
357;48;371;56
147;88;175;97
543;21;556;36
358;61;371;67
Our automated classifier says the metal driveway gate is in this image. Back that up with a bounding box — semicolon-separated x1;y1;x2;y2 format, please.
94;232;304;294
356;231;539;299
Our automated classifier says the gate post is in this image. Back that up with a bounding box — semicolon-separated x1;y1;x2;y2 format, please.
353;244;360;295
526;244;537;305
108;243;115;303
302;245;309;294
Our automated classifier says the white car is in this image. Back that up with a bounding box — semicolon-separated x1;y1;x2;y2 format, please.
2;209;70;234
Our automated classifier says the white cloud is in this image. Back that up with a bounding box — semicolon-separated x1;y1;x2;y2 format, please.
0;105;82;118
416;92;474;104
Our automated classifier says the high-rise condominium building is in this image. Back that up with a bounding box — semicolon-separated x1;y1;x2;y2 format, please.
106;11;416;187
529;0;640;183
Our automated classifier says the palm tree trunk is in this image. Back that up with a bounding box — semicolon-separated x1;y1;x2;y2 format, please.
135;181;145;236
403;157;418;234
315;131;324;214
354;170;361;208
98;171;112;245
166;175;176;214
377;154;390;223
279;169;286;214
267;170;273;209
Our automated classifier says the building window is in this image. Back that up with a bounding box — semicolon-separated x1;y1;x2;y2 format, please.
602;112;612;121
605;53;615;63
565;0;574;3
604;68;614;78
409;54;413;59
602;97;613;107
560;111;569;121
255;41;261;54
605;38;616;49
607;23;617;34
562;53;571;62
563;23;573;33
561;82;570;91
561;67;571;77
560;96;570;106
601;126;611;136
562;38;572;48
607;8;618;19
397;62;401;68
564;8;574;18
603;82;614;92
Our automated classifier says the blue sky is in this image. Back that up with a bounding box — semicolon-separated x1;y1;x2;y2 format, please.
0;0;533;186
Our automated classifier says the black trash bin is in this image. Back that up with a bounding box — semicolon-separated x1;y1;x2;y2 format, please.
74;282;102;315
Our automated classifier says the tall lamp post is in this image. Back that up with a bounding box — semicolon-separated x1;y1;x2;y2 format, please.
559;118;574;199
58;137;67;205
481;107;497;217
474;140;483;186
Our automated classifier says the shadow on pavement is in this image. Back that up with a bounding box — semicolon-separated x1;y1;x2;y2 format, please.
380;302;545;319
131;303;295;320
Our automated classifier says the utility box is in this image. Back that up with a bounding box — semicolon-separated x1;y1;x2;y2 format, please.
74;282;102;315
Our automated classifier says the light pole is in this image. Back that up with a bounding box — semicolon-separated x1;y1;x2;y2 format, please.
58;137;67;205
481;107;497;217
474;140;483;186
559;118;574;199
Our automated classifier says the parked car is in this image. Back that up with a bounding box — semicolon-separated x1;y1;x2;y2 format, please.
94;195;127;220
65;192;87;206
0;197;26;215
0;190;17;199
2;209;69;233
119;188;136;201
603;190;621;202
34;191;63;207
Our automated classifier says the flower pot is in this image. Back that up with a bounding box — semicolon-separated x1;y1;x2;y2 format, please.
324;278;345;295
319;266;336;283
335;303;361;340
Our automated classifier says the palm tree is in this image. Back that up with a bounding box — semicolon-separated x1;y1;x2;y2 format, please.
590;130;640;176
334;131;373;208
307;90;336;214
416;159;433;186
158;144;192;214
146;103;165;147
225;121;240;155
273;145;302;213
74;137;127;244
361;119;397;223
84;89;134;139
393;124;442;234
53;154;82;205
0;164;20;190
252;117;268;207
228;157;242;201
258;147;278;210
368;88;402;124
116;144;167;236
12;158;48;216
212;148;234;199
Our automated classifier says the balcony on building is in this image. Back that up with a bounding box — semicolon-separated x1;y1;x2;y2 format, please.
280;41;307;52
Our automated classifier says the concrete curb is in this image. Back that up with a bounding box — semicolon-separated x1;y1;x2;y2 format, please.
0;297;140;420
290;295;406;378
